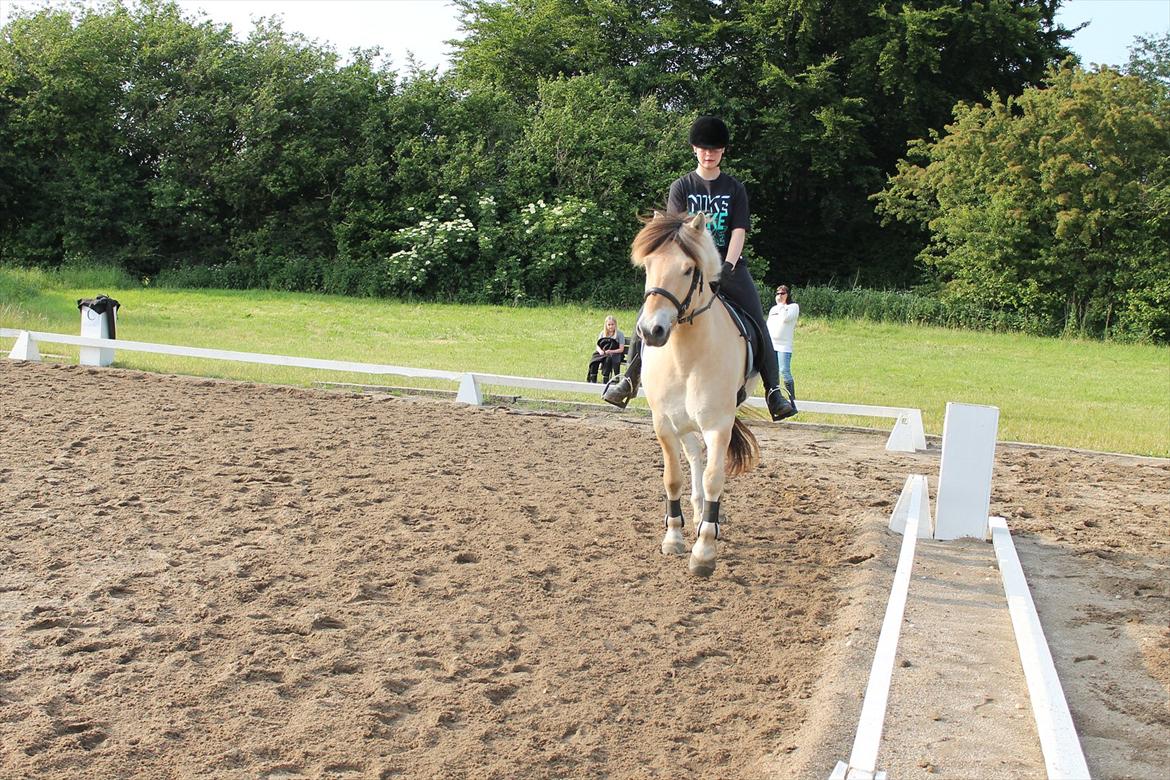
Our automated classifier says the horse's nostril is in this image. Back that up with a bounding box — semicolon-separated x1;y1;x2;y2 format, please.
652;325;665;339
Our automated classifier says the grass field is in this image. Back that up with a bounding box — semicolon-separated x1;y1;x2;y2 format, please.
2;269;1168;457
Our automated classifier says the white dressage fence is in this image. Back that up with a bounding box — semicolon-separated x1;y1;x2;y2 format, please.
834;403;1089;779
743;395;926;453
990;516;1090;779
3;328;926;452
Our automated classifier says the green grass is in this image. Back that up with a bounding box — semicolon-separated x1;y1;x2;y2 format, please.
3;268;1168;457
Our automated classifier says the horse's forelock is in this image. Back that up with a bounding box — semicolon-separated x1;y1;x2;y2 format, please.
631;213;719;278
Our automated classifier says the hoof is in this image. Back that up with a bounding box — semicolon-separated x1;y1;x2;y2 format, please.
688;554;716;578
688;520;718;576
661;517;687;556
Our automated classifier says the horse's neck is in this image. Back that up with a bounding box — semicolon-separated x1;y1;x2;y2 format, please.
670;295;732;359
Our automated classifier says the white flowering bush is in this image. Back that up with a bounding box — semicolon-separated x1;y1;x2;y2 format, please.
512;195;619;299
386;194;477;295
386;192;631;303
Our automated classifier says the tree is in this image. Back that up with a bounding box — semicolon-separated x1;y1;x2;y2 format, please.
450;0;1076;287
873;61;1170;341
0;3;148;268
1126;32;1169;87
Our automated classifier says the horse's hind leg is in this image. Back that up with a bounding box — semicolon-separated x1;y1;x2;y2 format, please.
689;425;731;577
680;432;706;526
655;427;688;556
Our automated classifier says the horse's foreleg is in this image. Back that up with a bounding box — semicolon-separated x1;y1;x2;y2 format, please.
656;428;688;556
680;432;706;524
689;426;731;577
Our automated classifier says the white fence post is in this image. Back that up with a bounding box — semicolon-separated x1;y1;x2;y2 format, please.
884;408;926;453
8;331;41;362
934;402;999;540
455;373;483;405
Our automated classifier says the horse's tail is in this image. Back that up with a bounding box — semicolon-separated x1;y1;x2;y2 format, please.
726;417;761;477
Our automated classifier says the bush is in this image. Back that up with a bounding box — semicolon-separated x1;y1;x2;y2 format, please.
155;262;255;290
795;284;1058;335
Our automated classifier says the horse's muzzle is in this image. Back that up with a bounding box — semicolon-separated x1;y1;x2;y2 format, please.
638;311;673;347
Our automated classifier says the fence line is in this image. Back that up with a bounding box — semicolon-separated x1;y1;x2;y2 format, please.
990;516;1090;779
3;328;925;451
830;475;927;780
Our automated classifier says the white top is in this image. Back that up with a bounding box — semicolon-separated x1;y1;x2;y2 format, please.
767;303;799;352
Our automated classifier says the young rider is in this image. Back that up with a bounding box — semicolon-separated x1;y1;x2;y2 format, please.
603;116;796;422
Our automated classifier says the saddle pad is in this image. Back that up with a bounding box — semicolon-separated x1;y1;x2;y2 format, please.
717;294;759;389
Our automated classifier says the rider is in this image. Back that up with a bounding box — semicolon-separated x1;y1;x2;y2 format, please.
603;115;797;422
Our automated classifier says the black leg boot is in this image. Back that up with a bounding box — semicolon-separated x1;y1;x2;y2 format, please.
756;337;794;421
766;387;796;421
602;337;642;409
785;379;798;414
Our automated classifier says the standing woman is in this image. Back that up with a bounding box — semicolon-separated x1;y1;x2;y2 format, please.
766;285;799;415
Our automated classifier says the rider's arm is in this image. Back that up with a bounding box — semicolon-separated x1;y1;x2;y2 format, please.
725;227;746;268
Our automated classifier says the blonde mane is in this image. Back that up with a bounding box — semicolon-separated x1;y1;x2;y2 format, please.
631;212;721;281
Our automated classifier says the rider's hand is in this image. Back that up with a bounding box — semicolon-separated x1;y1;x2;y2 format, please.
713;260;734;294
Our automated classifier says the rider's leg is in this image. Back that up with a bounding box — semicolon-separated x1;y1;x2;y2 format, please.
719;263;795;421
602;318;643;409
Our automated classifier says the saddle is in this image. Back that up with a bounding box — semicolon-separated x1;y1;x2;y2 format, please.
716;294;763;406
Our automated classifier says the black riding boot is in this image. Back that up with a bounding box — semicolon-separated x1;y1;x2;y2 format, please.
602;337;642;408
755;331;794;421
718;261;794;422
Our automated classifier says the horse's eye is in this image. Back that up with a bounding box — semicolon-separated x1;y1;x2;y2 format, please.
683;267;693;276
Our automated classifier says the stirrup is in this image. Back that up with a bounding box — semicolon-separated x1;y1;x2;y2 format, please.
766;387;797;422
602;375;636;409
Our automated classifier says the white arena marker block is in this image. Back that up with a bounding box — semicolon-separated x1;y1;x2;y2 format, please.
455;373;483;405
79;304;115;366
934;402;999;540
884;408;926;452
889;474;932;537
8;331;41;362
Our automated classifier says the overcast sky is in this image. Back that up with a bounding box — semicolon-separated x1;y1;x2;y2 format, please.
2;0;1167;71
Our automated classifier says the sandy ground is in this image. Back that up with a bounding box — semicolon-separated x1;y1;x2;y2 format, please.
1;361;1166;779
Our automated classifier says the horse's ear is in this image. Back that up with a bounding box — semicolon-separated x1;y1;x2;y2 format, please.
653;209;666;220
689;212;706;231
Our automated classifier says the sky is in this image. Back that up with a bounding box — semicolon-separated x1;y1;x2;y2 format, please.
1;0;1168;72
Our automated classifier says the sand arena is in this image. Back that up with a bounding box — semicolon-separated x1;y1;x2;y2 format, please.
1;361;1166;778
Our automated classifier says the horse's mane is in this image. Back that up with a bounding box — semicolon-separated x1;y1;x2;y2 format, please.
631;212;721;280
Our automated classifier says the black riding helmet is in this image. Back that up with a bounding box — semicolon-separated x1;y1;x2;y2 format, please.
689;116;730;149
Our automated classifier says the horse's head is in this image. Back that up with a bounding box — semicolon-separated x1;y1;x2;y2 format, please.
632;211;721;347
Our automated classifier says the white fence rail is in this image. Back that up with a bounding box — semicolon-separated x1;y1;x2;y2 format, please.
990;516;1090;779
3;328;925;451
830;475;928;780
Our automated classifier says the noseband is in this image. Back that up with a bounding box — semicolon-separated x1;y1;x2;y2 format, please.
644;264;717;326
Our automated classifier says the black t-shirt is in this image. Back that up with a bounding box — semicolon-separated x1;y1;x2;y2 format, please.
667;172;750;260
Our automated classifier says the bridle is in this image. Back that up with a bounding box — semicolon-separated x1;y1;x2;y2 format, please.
643;250;718;326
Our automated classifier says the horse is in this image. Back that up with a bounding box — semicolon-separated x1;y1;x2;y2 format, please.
633;211;761;577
